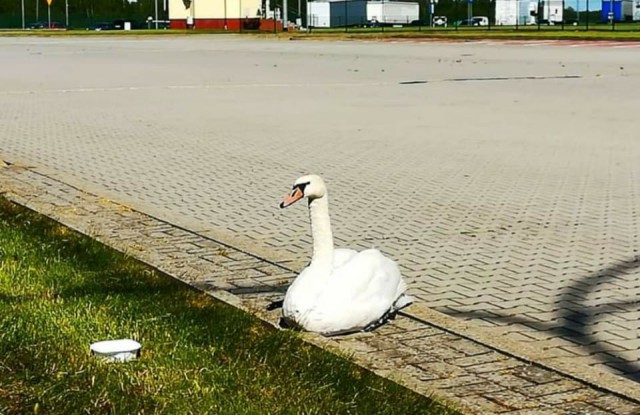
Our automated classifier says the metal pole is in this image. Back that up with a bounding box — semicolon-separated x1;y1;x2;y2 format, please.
585;0;589;29
36;0;39;22
155;0;159;29
21;0;25;29
488;0;492;29
284;0;288;28
344;0;347;32
48;4;51;28
610;0;614;29
65;0;69;27
224;0;227;29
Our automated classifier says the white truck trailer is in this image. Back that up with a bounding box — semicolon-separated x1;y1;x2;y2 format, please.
366;1;419;25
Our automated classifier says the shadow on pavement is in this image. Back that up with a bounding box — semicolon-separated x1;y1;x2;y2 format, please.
440;256;640;382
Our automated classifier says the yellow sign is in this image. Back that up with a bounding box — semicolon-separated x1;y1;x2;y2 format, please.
46;0;53;5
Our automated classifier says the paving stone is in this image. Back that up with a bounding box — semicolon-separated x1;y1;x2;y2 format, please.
511;365;564;385
519;379;584;398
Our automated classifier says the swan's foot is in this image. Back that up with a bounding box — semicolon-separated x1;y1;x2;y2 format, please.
279;316;304;331
363;309;397;332
266;299;284;311
321;328;363;337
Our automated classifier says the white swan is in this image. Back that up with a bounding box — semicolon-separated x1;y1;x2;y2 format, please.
279;174;413;335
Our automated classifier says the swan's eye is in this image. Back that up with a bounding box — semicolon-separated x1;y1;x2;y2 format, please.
293;181;310;193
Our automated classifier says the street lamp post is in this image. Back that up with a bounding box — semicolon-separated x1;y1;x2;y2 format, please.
21;0;25;29
65;0;69;27
224;0;227;29
155;0;159;29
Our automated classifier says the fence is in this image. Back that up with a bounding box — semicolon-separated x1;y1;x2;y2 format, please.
306;0;640;32
1;0;639;32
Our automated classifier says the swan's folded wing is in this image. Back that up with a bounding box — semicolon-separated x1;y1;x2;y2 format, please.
317;249;405;325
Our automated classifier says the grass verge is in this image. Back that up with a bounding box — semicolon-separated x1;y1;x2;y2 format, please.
0;198;457;415
293;28;640;41
1;27;640;41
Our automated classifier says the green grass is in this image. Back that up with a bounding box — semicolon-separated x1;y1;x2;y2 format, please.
2;25;640;41
0;29;253;36
300;26;640;40
0;198;456;415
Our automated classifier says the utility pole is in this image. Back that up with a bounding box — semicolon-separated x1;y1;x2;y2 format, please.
47;0;52;28
21;0;25;28
155;0;159;29
283;0;288;27
65;0;69;27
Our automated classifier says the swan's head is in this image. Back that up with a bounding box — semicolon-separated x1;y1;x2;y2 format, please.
280;174;327;208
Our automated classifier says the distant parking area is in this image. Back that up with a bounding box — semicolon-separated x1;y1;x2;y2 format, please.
1;36;639;380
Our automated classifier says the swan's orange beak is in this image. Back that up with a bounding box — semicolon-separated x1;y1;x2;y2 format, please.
280;187;304;208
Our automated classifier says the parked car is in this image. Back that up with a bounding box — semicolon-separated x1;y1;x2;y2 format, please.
27;21;46;29
27;21;66;29
48;21;67;29
368;18;382;27
455;16;489;26
409;19;429;26
409;16;447;27
86;22;114;31
432;16;448;27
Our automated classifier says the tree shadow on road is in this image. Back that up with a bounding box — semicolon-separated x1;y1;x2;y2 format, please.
440;256;640;382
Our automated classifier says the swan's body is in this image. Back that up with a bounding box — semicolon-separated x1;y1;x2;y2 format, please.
279;175;413;335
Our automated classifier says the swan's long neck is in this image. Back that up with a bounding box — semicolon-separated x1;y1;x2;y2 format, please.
308;194;334;271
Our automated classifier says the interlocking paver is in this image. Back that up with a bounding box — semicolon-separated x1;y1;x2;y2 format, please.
2;35;640;402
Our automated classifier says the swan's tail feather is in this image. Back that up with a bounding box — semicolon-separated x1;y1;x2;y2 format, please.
393;293;415;311
266;299;284;311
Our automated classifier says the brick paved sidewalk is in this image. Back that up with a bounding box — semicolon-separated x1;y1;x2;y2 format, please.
2;164;639;414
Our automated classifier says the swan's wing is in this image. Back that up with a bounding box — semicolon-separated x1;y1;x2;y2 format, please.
328;249;403;298
310;249;406;330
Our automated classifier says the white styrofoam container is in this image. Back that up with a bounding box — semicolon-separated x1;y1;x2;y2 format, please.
90;339;142;362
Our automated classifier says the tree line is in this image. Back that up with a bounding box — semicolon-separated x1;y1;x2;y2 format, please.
0;0;167;28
